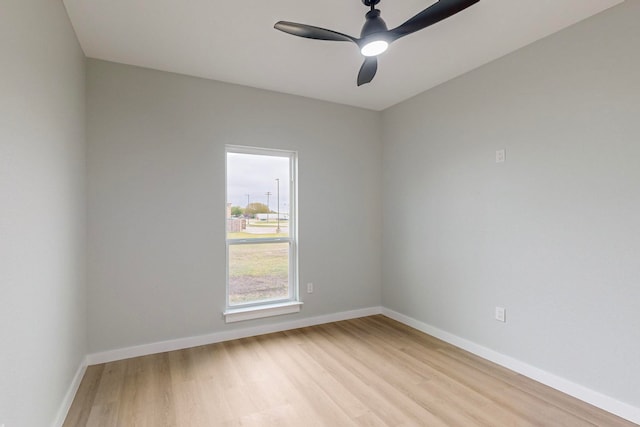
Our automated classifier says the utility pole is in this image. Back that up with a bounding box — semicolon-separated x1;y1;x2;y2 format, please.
275;178;281;233
265;192;272;212
245;194;251;222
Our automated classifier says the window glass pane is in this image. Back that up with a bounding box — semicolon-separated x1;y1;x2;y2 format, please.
226;152;290;239
228;242;289;306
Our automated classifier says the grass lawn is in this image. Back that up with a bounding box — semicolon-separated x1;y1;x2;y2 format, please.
246;221;288;228
228;242;289;305
228;232;287;239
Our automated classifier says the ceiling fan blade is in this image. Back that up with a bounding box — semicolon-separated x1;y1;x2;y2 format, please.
274;21;356;43
389;0;479;40
357;57;378;86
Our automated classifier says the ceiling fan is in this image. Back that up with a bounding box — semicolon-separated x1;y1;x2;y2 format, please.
274;0;480;86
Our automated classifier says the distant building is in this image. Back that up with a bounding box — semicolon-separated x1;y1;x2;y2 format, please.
255;213;289;221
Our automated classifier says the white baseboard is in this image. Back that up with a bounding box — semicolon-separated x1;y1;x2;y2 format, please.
51;356;88;427
381;308;640;425
86;306;383;365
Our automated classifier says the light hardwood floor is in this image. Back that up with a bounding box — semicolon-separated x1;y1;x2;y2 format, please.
64;315;636;426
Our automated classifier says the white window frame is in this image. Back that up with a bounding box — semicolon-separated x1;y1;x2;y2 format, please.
223;145;301;323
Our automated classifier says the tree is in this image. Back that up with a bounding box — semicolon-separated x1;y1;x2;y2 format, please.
230;206;243;217
244;202;270;218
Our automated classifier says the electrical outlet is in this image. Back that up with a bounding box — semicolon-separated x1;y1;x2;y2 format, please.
495;307;506;322
496;149;506;163
307;283;314;294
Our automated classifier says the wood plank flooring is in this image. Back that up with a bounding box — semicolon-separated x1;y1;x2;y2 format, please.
64;315;636;426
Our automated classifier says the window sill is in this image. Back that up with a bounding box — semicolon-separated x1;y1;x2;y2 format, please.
223;301;303;323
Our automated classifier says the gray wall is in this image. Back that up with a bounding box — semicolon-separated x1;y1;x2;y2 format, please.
86;60;382;352
0;1;87;426
382;1;639;408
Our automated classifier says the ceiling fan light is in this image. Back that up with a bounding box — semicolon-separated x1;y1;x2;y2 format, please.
361;40;388;57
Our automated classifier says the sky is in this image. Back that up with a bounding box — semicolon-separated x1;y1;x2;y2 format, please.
227;152;291;212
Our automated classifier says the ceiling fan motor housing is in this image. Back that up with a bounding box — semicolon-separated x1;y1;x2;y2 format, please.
360;9;388;38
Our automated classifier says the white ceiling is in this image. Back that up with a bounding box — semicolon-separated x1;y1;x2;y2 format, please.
63;0;623;111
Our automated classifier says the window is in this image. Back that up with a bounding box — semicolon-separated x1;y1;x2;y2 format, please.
223;146;300;322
